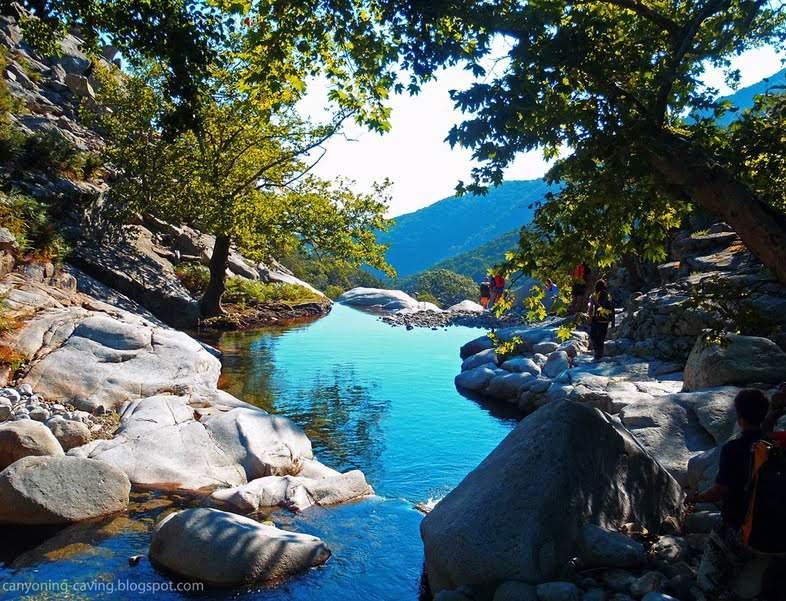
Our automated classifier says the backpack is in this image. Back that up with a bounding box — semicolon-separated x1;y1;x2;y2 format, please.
591;291;614;324
494;275;505;289
741;438;786;553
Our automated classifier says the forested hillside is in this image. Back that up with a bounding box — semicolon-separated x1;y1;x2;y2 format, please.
380;180;552;277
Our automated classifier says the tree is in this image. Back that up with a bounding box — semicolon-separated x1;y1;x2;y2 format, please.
93;61;392;316
381;0;786;284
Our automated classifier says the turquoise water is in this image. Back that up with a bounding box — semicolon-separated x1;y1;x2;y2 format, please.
0;304;517;600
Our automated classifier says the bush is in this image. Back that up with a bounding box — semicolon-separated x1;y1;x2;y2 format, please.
324;284;344;300
416;291;441;307
174;263;210;296
19;129;87;175
0;190;67;262
223;278;321;307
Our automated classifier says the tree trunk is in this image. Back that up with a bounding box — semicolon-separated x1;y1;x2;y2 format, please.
645;131;786;286
200;234;231;317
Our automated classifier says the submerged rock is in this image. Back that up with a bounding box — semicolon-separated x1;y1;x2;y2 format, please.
0;456;130;525
420;401;682;593
209;469;373;513
149;508;331;586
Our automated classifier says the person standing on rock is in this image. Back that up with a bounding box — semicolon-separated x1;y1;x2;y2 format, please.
544;278;559;312
587;279;614;360
569;262;591;314
479;277;491;309
687;387;786;598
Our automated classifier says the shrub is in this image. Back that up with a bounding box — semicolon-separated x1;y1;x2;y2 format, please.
324;284;344;300
174;263;210;296
415;291;441;307
19;129;86;175
223;278;321;308
399;269;479;307
0;190;68;262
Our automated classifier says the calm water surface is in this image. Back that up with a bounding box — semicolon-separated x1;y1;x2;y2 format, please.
0;304;517;600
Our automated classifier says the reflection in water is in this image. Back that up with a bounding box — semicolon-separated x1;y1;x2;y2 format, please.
284;369;390;476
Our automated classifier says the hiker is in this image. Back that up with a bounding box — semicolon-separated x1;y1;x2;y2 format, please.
479;277;491;309
686;386;786;598
587;279;614;360
569;262;591;314
544;278;559;311
490;273;506;306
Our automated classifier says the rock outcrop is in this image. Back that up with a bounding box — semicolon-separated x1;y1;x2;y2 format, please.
338;287;441;313
149;508;331;586
683;335;786;391
420;401;683;593
0;455;130;524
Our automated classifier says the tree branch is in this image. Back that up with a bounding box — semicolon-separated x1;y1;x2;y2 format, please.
571;0;680;34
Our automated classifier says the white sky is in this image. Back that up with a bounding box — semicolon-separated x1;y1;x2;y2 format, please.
300;46;785;218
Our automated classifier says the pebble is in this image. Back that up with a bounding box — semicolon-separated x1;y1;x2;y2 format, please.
29;407;50;422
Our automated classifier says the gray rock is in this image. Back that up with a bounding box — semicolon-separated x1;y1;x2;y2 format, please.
630;572;666;597
602;569;636;592
619;396;715;485
0;227;18;252
463;348;499;371
149;508;331;585
76;395;246;492
17;383;33;396
461;335;495;360
21;310;222;412
0;420;64;469
0;388;21;403
579;525;646;568
203;407;313;479
501;356;541;376
486;372;536;401
455;366;496;392
649;536;689;562
533;341;560;355
0;456;130;525
420;401;683;593
582;590;606;601
684;335;786;391
0;405;11;421
28;407;49;422
494;581;537;601
210;469;373;513
543;351;570;378
685;510;722;534
337;287;427;313
536;582;581;601
48;420;91;451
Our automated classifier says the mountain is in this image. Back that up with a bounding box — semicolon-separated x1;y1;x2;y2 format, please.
695;67;785;127
428;229;520;282
381;179;553;278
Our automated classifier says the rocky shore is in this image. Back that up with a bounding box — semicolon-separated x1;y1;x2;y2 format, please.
426;226;786;601
338;287;526;329
0;268;372;585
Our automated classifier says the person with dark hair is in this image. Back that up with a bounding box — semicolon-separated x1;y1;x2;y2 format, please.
587;279;614;360
687;387;786;597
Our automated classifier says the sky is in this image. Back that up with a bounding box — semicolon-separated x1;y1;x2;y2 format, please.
299;46;785;218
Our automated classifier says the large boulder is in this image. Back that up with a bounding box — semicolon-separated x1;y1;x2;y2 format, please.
20;309;221;412
543;351;570;379
210;469;373;513
203;407;313;479
149;508;331;585
337;287;423;313
0;420;64;470
460;335;495;360
72;395;247;492
420;401;682;593
448;300;485;313
0;456;130;524
455;366;496;393
619;395;716;485
683;335;786;391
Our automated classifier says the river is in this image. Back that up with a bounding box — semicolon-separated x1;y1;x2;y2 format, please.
0;304;517;600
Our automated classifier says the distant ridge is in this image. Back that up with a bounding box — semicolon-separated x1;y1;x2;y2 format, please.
380;179;554;278
695;67;785;126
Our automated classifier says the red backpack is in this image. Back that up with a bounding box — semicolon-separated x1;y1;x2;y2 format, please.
494;275;505;289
